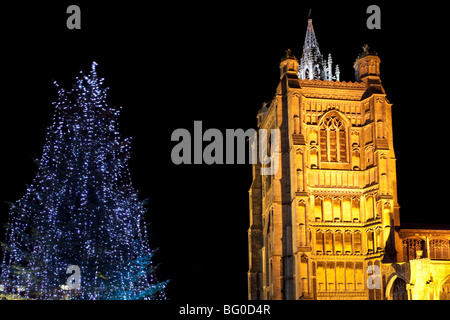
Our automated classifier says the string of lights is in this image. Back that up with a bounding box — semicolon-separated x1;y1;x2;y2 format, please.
0;62;167;300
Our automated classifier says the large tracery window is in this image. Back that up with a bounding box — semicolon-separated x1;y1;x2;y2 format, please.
429;239;450;260
402;238;424;261
320;115;348;163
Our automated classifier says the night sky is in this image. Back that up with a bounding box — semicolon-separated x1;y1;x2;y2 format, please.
0;2;448;302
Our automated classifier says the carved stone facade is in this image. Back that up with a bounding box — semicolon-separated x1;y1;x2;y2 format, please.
248;18;450;300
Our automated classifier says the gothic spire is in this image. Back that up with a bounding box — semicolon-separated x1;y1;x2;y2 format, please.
298;16;337;81
303;18;320;51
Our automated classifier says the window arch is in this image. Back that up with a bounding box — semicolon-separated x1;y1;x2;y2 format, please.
315;229;324;254
402;238;425;261
439;275;450;300
429;238;450;260
353;231;362;254
325;230;333;254
313;66;321;80
334;230;343;254
319;114;348;163
344;231;352;254
367;229;375;253
391;277;408;300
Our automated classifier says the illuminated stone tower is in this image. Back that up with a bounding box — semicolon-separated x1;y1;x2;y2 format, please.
248;17;402;300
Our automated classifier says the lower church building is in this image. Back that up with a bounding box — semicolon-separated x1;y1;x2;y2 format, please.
247;17;450;300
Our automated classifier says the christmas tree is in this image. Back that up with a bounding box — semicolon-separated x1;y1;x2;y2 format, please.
0;62;167;300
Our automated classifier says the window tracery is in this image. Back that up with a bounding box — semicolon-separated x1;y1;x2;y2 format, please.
319;115;348;163
429;239;450;260
402;238;424;261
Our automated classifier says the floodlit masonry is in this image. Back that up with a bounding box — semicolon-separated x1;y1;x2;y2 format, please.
248;17;450;300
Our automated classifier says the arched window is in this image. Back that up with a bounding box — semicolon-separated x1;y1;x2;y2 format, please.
354;231;362;254
367;230;375;253
325;231;333;254
375;228;382;252
402;238;425;261
365;196;374;221
317;262;326;291
326;262;335;291
430;239;450;260
352;198;360;222
334;231;343;254
313;66;321;80
305;68;310;80
315;230;324;254
346;262;355;291
319;115;348;163
314;197;322;221
344;231;352;254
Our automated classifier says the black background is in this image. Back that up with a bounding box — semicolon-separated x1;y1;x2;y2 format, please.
0;1;449;303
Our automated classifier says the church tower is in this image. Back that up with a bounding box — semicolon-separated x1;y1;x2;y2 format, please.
248;17;402;300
